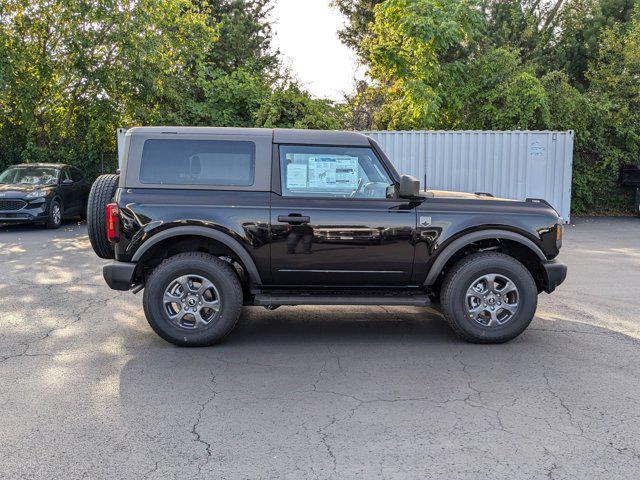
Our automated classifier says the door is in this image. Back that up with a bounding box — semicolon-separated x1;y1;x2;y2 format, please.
69;167;89;212
59;169;79;214
270;144;417;286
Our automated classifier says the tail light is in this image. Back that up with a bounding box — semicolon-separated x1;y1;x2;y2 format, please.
106;203;120;243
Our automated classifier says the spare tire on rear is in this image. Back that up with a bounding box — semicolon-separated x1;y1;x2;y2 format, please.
87;174;119;259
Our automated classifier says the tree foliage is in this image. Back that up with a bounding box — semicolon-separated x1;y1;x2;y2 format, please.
332;0;384;60
0;0;335;178
342;0;640;214
2;0;639;215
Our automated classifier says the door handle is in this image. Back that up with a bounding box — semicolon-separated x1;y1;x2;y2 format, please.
278;214;310;224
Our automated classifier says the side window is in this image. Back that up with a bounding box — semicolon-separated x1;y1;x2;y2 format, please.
70;168;84;182
139;139;255;186
61;169;71;182
279;145;395;199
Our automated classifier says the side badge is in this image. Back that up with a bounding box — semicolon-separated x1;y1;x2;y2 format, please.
419;216;432;227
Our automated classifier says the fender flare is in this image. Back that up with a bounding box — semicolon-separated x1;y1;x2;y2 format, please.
424;229;546;286
131;226;262;284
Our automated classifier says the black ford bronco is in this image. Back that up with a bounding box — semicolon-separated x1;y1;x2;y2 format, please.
87;127;567;346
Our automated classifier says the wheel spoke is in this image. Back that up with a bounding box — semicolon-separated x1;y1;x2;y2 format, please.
499;280;517;295
466;284;483;297
486;309;500;327
168;308;187;321
468;304;485;319
202;299;220;312
501;302;517;314
163;291;182;305
484;274;496;293
176;276;192;293
193;310;208;326
197;278;214;295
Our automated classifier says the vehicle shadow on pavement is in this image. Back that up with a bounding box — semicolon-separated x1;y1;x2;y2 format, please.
229;305;454;345
113;308;640;479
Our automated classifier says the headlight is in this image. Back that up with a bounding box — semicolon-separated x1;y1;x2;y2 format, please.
25;190;46;199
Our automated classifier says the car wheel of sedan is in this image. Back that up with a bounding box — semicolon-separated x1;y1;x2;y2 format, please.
45;200;62;229
143;252;243;347
440;252;538;344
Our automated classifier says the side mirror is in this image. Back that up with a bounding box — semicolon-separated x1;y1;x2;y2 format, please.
398;174;420;199
62;178;74;185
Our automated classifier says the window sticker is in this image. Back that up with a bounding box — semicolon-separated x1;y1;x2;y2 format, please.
307;156;359;189
286;163;308;188
335;157;359;187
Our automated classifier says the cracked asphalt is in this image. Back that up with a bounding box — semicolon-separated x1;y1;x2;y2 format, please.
1;217;639;480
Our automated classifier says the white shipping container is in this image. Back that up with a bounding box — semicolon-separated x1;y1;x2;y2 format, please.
365;130;574;222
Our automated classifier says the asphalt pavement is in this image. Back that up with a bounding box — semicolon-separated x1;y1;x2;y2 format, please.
0;217;639;479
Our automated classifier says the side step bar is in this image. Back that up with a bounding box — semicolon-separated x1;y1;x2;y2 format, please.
253;294;430;307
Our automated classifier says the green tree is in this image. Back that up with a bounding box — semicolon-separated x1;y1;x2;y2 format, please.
551;0;638;87
460;48;551;130
575;11;640;212
254;84;342;129
0;0;215;175
360;0;483;129
0;0;338;178
332;0;384;60
195;0;278;74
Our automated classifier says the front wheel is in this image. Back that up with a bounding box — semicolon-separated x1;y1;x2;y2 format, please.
45;200;62;229
440;252;538;344
143;252;243;347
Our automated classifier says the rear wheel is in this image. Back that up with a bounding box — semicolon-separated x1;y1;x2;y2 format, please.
87;174;119;259
440;252;538;344
143;252;243;347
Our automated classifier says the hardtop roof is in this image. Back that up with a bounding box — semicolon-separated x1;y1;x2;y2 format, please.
125;127;372;146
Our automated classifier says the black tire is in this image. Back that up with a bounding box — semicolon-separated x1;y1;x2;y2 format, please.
45;200;62;229
440;252;538;344
87;174;119;259
143;252;243;347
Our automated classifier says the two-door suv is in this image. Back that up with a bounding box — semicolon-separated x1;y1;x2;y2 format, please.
88;127;567;346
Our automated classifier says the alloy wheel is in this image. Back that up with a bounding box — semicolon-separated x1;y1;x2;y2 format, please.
163;274;221;330
465;273;519;327
52;204;61;225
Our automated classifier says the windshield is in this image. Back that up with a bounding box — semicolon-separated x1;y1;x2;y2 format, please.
0;167;60;186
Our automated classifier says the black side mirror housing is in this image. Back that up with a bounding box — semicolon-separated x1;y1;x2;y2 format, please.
398;174;421;199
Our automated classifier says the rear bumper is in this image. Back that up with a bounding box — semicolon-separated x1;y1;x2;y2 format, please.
103;261;136;291
541;259;567;293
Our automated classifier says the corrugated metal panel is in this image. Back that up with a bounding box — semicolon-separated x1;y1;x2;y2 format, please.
365;130;574;222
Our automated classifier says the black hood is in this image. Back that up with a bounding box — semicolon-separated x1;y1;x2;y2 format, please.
0;183;55;197
424;189;517;201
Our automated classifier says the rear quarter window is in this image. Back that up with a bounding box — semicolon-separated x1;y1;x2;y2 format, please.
139;139;255;186
70;167;84;182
